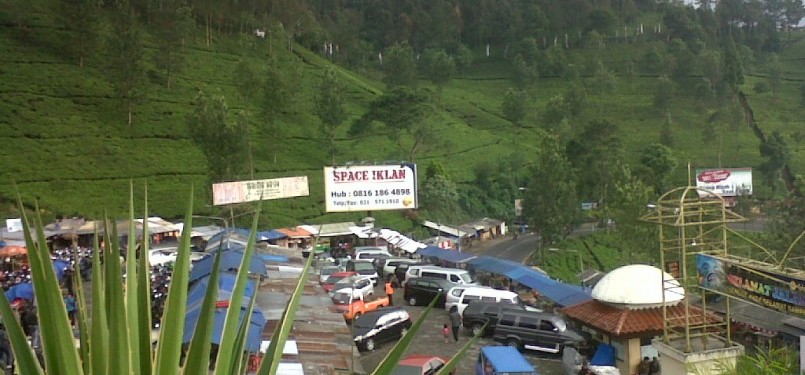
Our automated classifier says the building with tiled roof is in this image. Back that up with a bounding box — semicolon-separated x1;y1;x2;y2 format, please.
562;264;722;375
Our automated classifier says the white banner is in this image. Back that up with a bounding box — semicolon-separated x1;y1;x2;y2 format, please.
324;164;418;212
5;219;22;233
212;176;309;205
695;168;753;197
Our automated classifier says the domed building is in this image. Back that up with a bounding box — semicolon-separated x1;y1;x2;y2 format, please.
562;264;721;375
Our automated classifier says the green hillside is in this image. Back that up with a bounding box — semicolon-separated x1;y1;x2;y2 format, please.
1;1;803;229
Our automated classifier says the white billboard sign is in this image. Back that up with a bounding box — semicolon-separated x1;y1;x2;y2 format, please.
212;176;309;206
324;164;418;212
695;168;753;197
5;219;22;233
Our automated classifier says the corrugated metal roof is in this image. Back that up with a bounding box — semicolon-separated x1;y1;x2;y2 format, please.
302;222;356;237
259;267;362;374
276;227;313;238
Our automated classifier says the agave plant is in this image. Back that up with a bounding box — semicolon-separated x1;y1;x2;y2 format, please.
0;185;316;375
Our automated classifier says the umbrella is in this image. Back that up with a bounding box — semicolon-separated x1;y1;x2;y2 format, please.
5;282;34;301
0;245;26;257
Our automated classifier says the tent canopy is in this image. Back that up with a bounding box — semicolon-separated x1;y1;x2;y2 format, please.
417;246;476;263
189;249;269;283
183;273;265;352
257;230;287;241
469;256;591;307
5;282;34;301
590;343;617;366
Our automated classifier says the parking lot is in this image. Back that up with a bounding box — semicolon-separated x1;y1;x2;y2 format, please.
357;285;568;374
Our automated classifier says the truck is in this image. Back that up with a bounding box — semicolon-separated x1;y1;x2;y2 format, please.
331;287;390;321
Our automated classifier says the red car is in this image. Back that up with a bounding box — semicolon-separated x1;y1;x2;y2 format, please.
392;354;453;375
322;271;358;293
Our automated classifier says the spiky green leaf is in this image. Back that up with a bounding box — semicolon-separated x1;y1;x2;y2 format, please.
371;295;440;375
182;246;223;375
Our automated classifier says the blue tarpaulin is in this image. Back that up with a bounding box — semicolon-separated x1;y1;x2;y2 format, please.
468;256;592;307
590;343;617;366
417;246;476;263
480;346;538;373
5;282;34;301
189;249;269;283
257;230;287;241
53;259;70;281
183;273;265;352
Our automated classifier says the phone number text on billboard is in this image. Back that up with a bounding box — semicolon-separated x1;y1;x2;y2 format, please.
324;164;418;212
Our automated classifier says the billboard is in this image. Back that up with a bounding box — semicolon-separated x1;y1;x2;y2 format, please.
212;176;309;205
695;168;752;197
696;254;804;318
323;164;418;212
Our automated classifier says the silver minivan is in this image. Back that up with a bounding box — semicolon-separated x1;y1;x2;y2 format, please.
403;265;477;286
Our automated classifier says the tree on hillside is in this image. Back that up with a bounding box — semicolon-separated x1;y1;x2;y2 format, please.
154;2;194;89
187;91;247;182
758;130;792;194
420;173;462;224
722;35;744;93
382;42;417;88
314;67;348;164
703;100;743;167
700;49;722;98
420;48;455;103
232;59;260;177
766;53;783;98
653;75;674;113
511;54;540;90
59;0;100;68
348;87;434;161
501;88;528;128
542;85;586;133
106;1;145;126
592;60;616;96
668;39;696;85
523;131;579;263
260;56;296;163
610;164;657;263
566;119;623;205
639;143;677;194
660;112;674;147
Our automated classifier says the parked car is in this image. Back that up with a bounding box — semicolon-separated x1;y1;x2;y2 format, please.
329;275;374;298
403;265;476;287
392;354;453;375
332;290;389;321
383;258;420;277
394;261;431;285
492;310;586;354
318;265;341;284
461;301;529;337
445;286;521;316
353;246;392;258
475;346;538;375
346;259;380;285
352;307;412;352
402;277;456;307
322;271;358;293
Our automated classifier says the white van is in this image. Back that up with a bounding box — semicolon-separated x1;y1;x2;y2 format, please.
445;286;520;316
404;266;477;287
354;246;392;259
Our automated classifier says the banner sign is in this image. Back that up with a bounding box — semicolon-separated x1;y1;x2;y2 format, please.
696;254;804;318
323;164;418;212
5;219;22;233
212;176;309;205
695;168;753;197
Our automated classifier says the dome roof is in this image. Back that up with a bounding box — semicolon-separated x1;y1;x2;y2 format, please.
592;264;684;309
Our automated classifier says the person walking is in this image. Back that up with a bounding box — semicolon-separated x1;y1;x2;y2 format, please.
649;356;661;375
449;306;461;342
0;322;13;372
442;324;450;344
64;291;77;327
637;356;651;375
385;275;395;306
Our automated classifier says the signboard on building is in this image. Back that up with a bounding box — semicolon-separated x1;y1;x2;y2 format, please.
212;177;310;206
5;219;22;233
323;164;418;212
696;254;804;318
695;168;753;197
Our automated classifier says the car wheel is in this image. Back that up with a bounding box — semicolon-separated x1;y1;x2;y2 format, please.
400;326;409;337
365;338;376;351
506;339;521;350
408;296;417;306
471;323;485;337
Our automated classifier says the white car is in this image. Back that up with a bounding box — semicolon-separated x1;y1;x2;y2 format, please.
382;258;420;277
328;275;374;298
318;265;341;284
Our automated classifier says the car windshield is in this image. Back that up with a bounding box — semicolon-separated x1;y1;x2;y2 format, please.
459;273;476;283
390;365;424;375
320;267;337;276
325;275;345;284
352;315;377;329
353;262;374;271
334;279;357;289
332;291;352;304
